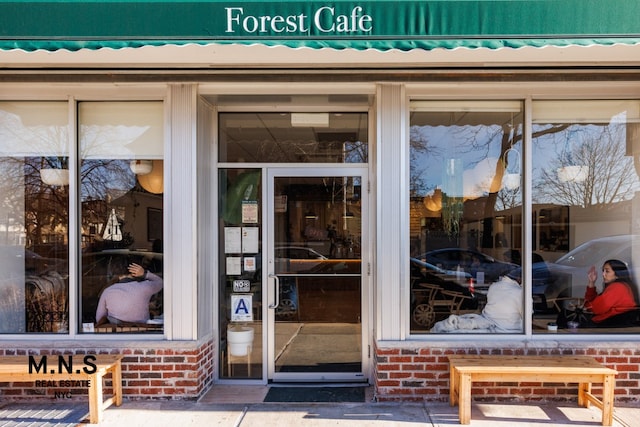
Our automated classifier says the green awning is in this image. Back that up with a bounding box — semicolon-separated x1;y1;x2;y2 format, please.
1;0;640;52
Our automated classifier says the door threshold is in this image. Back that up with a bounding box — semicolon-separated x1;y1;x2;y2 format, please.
268;381;369;387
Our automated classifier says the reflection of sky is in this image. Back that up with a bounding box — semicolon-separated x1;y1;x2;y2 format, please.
80;159;135;202
413;120;640;205
531;122;640;204
411;124;510;198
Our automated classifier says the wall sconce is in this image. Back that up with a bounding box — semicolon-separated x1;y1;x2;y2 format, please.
40;157;70;186
305;211;318;219
133;159;163;194
129;159;153;175
40;168;69;186
557;138;588;183
557;165;588;183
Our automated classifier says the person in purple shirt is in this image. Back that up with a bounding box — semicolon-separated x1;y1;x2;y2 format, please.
95;262;163;324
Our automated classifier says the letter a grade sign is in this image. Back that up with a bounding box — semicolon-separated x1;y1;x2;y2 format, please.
231;294;253;322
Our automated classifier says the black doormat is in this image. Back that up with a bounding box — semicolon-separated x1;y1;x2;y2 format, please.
264;386;366;402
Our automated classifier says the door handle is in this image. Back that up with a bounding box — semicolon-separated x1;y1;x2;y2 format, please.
268;274;280;309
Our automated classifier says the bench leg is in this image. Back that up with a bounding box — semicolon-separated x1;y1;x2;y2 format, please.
578;382;591;408
88;373;103;424
449;365;458;406
112;362;123;406
602;374;615;426
458;373;472;425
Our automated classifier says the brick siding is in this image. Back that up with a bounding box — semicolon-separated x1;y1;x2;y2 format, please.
0;339;214;401
373;342;640;403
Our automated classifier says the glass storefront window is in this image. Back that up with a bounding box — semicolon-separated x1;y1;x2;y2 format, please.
218;112;368;163
531;100;640;333
0;102;70;333
409;101;524;334
218;168;263;379
79;101;164;334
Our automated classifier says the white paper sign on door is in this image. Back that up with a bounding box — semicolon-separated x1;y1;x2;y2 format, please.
226;256;242;275
224;227;242;253
242;227;259;253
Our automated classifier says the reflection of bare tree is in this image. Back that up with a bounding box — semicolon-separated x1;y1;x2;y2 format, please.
81;159;135;202
0;156;135;254
481;123;520;248
242;138;368;163
409;126;431;196
534;125;639;208
0;158;26;238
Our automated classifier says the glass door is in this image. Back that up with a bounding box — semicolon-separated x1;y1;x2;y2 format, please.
267;168;367;382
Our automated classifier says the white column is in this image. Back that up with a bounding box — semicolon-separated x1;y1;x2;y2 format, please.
376;83;406;341
167;84;198;340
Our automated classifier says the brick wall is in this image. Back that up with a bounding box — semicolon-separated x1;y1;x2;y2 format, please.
374;342;640;403
0;339;215;401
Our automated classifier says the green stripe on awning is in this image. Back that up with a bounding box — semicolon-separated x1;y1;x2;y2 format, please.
1;0;640;52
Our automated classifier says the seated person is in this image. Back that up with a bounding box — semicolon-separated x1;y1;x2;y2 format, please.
95;262;163;325
580;260;638;327
431;270;523;333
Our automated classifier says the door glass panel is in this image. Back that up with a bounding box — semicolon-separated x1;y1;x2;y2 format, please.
218;168;263;379
219;112;368;163
272;176;362;376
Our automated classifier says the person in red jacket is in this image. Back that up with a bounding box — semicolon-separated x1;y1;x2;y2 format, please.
583;259;639;327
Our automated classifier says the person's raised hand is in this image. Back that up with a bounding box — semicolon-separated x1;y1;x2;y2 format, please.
587;265;597;287
128;263;146;278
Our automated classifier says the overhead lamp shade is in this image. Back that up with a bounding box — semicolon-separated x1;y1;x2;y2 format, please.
291;113;329;127
423;188;443;211
40;168;69;186
502;173;520;190
137;160;163;194
130;159;153;175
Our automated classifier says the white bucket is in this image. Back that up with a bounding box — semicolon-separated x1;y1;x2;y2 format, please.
227;326;254;356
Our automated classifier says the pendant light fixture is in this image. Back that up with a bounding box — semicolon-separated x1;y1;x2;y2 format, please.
135;159;164;194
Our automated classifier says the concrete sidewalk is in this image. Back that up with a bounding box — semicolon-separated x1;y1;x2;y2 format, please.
0;385;638;427
88;400;639;427
1;400;637;427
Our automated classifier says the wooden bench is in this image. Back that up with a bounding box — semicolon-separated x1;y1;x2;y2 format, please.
0;354;123;424
448;355;617;426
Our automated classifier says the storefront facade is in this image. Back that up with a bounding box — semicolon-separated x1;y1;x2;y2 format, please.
1;0;639;403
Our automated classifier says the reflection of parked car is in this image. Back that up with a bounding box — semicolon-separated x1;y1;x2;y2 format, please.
0;245;66;275
275;246;328;273
81;249;163;323
410;258;477;304
410;257;473;288
502;250;553;311
275;246;327;260
410;258;478;328
419;248;517;284
538;235;640;310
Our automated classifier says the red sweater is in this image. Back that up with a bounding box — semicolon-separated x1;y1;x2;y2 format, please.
584;281;636;323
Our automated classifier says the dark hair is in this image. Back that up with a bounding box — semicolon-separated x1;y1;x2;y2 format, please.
603;259;640;305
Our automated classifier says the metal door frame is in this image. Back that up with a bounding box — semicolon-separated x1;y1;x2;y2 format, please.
265;166;370;382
